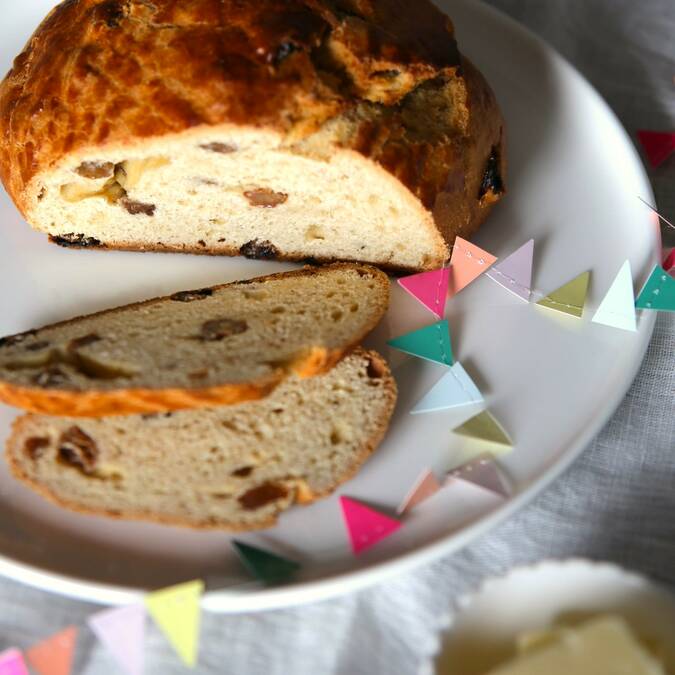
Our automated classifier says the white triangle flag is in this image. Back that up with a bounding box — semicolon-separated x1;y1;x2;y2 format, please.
592;260;637;331
411;363;483;414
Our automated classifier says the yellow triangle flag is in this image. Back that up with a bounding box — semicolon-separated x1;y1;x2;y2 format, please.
536;271;590;318
145;580;204;667
452;411;513;450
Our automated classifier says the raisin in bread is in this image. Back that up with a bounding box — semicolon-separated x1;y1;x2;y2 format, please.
0;264;389;417
7;349;397;530
0;0;505;273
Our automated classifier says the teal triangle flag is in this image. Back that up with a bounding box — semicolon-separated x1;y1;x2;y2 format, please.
635;266;675;312
388;320;453;366
233;541;300;585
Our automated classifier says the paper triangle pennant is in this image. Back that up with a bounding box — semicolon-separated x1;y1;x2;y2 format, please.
445;455;510;498
635;266;675;312
233;541;300;585
411;362;483;414
26;627;77;675
449;237;497;297
486;239;534;301
536;271;590;318
397;469;441;515
663;248;675;273
388;320;453;366
340;497;402;555
591;261;636;331
398;268;449;319
88;604;146;675
145;580;204;668
0;650;29;675
452;410;513;450
637;130;675;168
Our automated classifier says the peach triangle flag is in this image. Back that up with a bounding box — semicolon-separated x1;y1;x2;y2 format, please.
449;237;497;297
26;627;77;675
397;469;441;515
398;268;450;319
0;649;29;675
340;497;402;555
145;580;204;668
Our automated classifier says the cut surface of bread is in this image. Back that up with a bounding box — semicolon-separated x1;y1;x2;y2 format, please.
7;349;397;530
0;264;389;416
0;0;506;273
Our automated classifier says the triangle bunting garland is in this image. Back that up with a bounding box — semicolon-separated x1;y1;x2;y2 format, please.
145;580;204;668
88;604;146;675
445;455;511;498
663;248;675;274
26;627;77;675
635;266;675;312
536;271;590;318
398;267;449;319
592;260;636;331
637;130;675;168
452;410;513;450
397;469;441;515
0;650;29;675
340;497;402;555
486;239;534;301
388;320;453;366
449;237;497;297
411;362;483;414
233;541;300;585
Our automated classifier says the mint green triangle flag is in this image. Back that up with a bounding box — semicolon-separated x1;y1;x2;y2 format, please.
388;320;453;366
233;541;300;585
635;266;675;312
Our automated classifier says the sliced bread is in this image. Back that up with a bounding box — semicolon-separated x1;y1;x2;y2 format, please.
7;349;397;530
0;264;389;417
0;0;505;273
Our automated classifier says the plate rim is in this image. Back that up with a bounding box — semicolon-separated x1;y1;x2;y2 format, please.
0;0;659;612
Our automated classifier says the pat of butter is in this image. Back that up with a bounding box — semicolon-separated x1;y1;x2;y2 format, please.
487;616;665;675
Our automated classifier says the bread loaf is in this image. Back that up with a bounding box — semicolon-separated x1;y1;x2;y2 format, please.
0;264;389;416
0;0;505;273
7;349;397;530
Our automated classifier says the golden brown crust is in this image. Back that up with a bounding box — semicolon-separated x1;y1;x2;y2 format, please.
6;349;398;530
0;263;390;416
0;0;504;257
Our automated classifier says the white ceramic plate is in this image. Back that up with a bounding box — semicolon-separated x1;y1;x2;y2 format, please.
430;560;675;674
0;0;659;612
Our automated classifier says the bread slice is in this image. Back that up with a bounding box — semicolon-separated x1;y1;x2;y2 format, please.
0;0;505;273
7;349;397;530
0;264;389;417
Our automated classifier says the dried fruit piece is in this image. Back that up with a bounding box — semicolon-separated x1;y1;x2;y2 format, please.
200;318;248;341
238;482;288;510
240;239;280;260
121;198;156;216
0;331;37;348
200;142;237;154
170;288;214;302
75;161;115;179
68;334;102;351
478;148;504;199
57;426;98;475
50;233;103;248
24;437;49;460
33;366;69;388
244;188;288;208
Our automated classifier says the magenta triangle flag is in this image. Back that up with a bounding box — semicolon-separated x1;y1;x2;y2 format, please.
88;604;146;675
486;239;534;301
398;268;449;319
664;248;675;274
340;497;402;555
0;650;29;675
445;455;510;498
637;130;675;168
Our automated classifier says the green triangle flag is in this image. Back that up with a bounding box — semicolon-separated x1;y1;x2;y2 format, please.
452;411;513;450
635;266;675;312
387;320;453;366
536;271;590;318
145;580;203;668
233;541;300;585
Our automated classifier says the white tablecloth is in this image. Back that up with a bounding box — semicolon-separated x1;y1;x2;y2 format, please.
1;1;673;673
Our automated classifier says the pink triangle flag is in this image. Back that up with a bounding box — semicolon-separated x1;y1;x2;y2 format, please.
486;239;534;301
398;268;450;319
0;650;29;675
445;455;510;498
637;130;675;168
449;237;497;297
88;604;146;675
397;469;441;515
340;497;402;555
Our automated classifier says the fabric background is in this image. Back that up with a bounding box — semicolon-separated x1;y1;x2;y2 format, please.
1;1;673;673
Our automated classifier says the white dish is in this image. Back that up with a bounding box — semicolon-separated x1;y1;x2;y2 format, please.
0;0;659;612
430;559;675;674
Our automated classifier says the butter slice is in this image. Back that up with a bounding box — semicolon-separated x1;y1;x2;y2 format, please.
488;616;665;675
